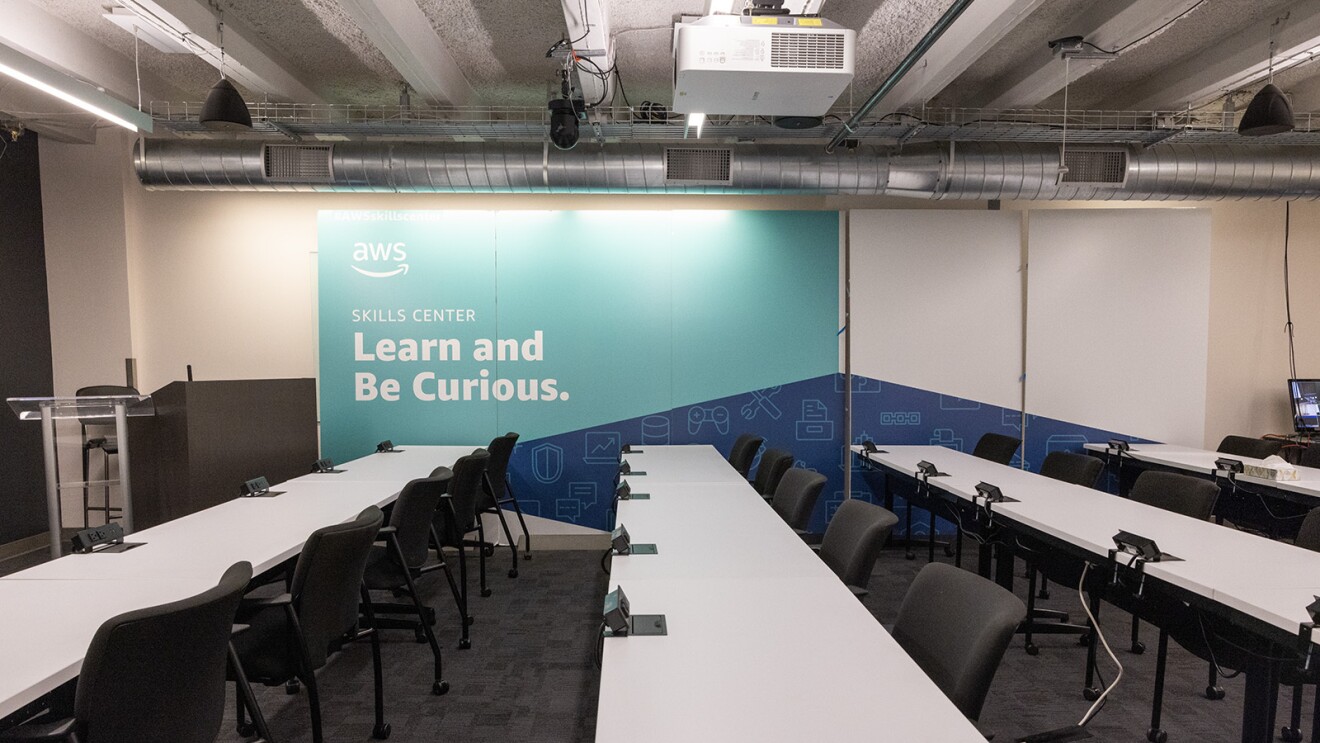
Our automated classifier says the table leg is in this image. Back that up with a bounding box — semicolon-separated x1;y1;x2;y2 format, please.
1240;652;1280;743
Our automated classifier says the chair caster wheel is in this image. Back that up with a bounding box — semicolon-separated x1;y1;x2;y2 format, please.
483;545;495;557
465;615;474;626
481;588;493;598
1078;633;1091;646
459;638;471;649
414;629;427;643
236;722;256;737
1082;687;1100;701
285;680;301;695
905;552;915;561
1038;589;1051;600
1146;728;1167;743
944;544;956;557
432;680;449;696
372;722;392;740
1205;685;1225;700
524;553;532;561
1282;726;1303;742
508;569;518;579
1131;641;1146;655
1025;643;1039;656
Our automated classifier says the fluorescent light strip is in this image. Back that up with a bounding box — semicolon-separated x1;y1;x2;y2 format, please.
0;61;140;132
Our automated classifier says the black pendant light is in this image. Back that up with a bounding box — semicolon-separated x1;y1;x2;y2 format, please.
199;17;251;130
1238;24;1293;137
1238;83;1294;136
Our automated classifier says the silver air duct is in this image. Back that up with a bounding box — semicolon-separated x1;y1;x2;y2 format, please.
134;139;1320;200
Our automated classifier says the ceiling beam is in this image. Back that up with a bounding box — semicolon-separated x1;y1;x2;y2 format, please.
117;0;326;103
0;0;185;108
1115;0;1320;110
335;0;473;106
980;0;1202;109
884;0;1048;110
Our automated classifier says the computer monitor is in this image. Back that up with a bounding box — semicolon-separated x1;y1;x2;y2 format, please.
1289;379;1320;433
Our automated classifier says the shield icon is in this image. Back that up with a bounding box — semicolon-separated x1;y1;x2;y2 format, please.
531;442;564;484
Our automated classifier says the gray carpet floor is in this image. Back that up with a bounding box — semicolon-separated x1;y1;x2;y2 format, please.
3;541;1306;742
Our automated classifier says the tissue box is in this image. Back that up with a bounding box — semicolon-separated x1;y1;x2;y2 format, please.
1243;455;1300;481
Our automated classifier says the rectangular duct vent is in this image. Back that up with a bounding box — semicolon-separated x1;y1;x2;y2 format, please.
665;147;733;185
1061;149;1128;185
770;32;846;69
263;144;333;182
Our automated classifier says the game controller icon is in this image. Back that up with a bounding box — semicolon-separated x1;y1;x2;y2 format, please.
688;405;730;436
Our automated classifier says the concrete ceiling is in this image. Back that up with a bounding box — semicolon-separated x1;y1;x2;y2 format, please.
3;0;1319;141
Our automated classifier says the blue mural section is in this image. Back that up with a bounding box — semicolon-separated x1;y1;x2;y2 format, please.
503;374;844;532
848;375;1155;537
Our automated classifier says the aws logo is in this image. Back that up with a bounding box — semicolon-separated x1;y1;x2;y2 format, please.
351;242;409;278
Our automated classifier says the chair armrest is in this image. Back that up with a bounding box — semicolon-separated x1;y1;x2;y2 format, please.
241;593;293;608
231;623;251;636
0;718;77;741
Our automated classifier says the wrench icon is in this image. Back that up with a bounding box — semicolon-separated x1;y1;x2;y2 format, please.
741;386;783;420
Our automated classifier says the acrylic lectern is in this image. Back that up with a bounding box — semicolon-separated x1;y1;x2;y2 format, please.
7;394;154;558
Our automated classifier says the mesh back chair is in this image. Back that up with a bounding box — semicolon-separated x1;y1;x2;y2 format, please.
891;562;1027;722
1122;471;1223;741
434;450;492;642
480;432;532;575
74;385;138;528
232;507;389;743
727;433;764;478
0;562;252;743
1021;451;1106;655
752;448;794;498
1216;435;1285;460
1282;508;1320;741
972;432;1022;465
769;467;828;534
362;472;464;686
1301;445;1320;470
816;499;899;598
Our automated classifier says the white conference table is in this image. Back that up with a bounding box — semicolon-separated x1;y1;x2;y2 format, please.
0;444;475;722
597;445;986;743
1081;442;1320;501
858;444;1320;743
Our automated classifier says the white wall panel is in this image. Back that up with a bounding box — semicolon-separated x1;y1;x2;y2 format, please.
1026;209;1211;445
850;210;1024;409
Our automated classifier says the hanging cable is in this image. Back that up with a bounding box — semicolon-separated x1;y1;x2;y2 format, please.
1285;201;1297;380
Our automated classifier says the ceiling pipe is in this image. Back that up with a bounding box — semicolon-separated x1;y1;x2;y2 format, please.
134;139;1320;200
825;0;975;153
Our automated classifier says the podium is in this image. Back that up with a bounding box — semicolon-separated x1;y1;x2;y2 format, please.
127;379;318;530
7;395;154;558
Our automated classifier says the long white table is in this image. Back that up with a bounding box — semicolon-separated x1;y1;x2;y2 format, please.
1082;442;1320;502
857;444;1320;743
596;445;986;743
0;445;475;722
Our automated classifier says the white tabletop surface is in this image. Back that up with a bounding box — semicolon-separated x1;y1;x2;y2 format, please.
598;445;985;743
857;444;1320;641
286;445;480;485
1081;442;1320;498
621;445;750;484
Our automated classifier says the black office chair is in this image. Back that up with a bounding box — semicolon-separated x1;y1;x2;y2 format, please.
435;450;493;616
481;432;532;576
74;384;138;528
362;472;462;688
891;562;1026;722
232;507;388;743
1021;451;1105;655
752;448;794;498
769;467;827;534
1217;434;1285;460
1281;508;1320;743
727;433;764;478
972;432;1022;465
0;561;252;743
816;499;898;598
